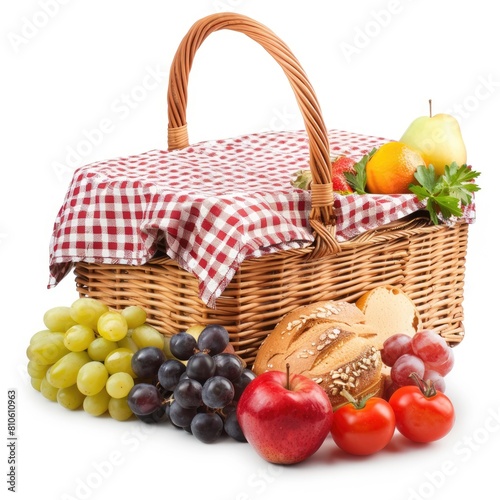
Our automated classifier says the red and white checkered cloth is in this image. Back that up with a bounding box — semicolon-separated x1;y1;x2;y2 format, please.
48;129;475;307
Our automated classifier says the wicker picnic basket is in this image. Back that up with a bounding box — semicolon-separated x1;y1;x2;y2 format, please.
71;13;470;365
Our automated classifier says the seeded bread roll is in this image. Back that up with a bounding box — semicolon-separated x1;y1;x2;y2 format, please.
253;300;384;410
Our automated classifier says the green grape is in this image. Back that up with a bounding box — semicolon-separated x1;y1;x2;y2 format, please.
162;335;175;359
70;297;109;331
29;332;70;366
116;335;139;353
108;397;133;421
27;360;50;379
30;329;56;345
76;361;109;396
106;372;134;399
43;306;77;333
40;376;58;401
131;324;164;350
64;324;96;352
97;311;128;342
83;388;111;416
31;377;43;392
121;305;147;329
87;337;118;361
46;351;92;389
57;384;86;410
104;348;136;377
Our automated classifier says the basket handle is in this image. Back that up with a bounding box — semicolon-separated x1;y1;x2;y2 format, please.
167;12;340;256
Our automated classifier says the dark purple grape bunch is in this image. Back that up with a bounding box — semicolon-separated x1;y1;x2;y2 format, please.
127;325;256;444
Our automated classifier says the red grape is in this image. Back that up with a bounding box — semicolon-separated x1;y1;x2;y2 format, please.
411;330;449;365
391;354;425;387
423;369;446;393
381;333;413;367
425;346;454;376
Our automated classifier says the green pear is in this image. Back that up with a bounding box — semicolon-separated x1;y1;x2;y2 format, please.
400;101;467;176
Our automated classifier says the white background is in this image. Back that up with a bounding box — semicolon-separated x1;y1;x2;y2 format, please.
2;1;499;499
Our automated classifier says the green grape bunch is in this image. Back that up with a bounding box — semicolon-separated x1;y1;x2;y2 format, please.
26;298;168;421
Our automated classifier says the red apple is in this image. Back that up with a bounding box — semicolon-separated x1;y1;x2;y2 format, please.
236;367;333;464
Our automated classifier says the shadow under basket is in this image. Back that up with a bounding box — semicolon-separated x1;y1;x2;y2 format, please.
73;215;469;365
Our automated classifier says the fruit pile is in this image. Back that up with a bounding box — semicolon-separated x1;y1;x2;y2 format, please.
236;354;455;463
26;296;459;463
128;329;256;443
26;297;256;443
381;329;454;397
291;102;480;225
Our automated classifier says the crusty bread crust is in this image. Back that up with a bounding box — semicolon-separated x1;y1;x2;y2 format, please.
253;301;384;410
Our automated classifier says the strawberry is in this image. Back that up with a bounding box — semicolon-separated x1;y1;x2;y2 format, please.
291;155;357;194
331;155;356;193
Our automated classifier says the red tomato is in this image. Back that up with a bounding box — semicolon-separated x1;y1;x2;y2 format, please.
331;395;396;455
389;378;455;443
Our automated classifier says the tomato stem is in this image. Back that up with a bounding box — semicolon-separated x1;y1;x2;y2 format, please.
340;389;376;409
340;389;358;405
409;372;437;398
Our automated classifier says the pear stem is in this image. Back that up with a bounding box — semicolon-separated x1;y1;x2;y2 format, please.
286;363;290;390
429;99;433;118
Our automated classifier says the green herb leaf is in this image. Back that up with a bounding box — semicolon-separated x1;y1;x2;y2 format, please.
432;195;463;219
409;163;481;224
413;163;439;193
344;148;377;194
441;162;481;205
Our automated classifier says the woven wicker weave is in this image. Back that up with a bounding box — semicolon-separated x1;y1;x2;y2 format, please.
74;13;469;365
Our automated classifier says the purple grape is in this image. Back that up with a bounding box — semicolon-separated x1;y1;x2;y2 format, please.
131;347;166;379
169;401;197;428
197;325;229;355
223;408;247;442
213;353;244;381
186;352;216;383
202;376;234;409
169;332;198;360
127;383;162;416
136;404;170;424
232;368;257;400
158;359;186;391
173;378;203;409
191;412;224;443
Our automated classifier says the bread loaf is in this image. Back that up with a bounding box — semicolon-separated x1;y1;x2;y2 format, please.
356;285;421;350
253;300;384;410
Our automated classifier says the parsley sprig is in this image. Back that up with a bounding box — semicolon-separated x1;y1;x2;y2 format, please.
409;162;481;224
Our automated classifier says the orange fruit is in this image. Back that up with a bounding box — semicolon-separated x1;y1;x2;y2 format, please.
365;142;426;194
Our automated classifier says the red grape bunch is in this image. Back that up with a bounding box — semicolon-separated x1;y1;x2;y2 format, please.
381;330;454;397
